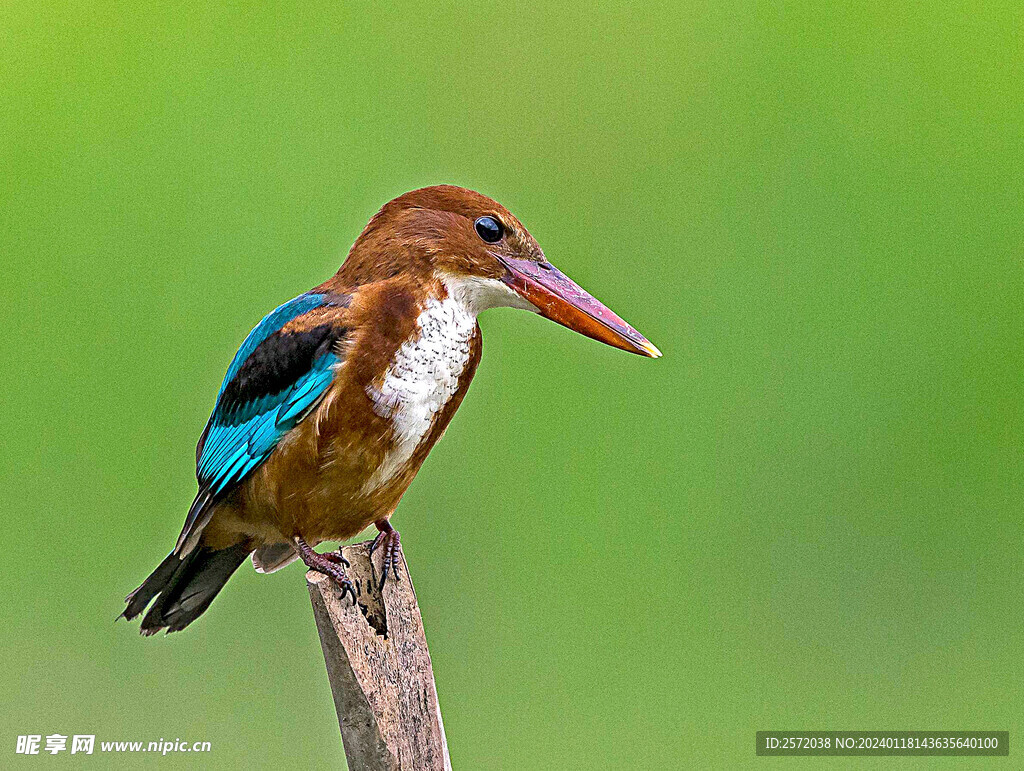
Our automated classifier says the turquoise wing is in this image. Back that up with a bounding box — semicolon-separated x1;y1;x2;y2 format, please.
175;291;349;551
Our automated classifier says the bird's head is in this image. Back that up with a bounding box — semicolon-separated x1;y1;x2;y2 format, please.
340;185;660;358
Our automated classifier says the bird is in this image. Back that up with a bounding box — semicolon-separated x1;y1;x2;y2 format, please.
122;185;660;635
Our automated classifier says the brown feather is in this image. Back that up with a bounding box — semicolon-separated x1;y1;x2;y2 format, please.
199;276;481;549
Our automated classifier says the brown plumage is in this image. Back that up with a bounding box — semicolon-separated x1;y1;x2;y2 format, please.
204;278;481;551
123;185;658;634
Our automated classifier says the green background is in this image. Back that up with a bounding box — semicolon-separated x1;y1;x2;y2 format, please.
2;1;1021;768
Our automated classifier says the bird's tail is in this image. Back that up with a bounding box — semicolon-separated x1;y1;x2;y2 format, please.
121;542;252;635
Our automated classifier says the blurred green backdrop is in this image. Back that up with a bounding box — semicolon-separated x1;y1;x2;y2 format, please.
2;1;1021;768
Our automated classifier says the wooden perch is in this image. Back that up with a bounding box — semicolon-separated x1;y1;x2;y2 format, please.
307;541;451;771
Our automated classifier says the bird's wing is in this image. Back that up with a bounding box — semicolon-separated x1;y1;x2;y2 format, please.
175;291;351;553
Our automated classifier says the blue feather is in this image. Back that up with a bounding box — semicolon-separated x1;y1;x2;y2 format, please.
192;292;347;499
219;293;327;396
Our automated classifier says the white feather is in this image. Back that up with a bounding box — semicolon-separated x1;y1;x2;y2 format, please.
363;273;537;492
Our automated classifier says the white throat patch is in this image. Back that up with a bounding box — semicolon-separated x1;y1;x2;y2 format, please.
362;274;538;493
439;272;539;315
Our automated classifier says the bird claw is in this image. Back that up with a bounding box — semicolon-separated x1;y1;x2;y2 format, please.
319;561;358;606
319;563;359;606
368;530;384;557
370;525;402;591
321;550;350;568
294;536;358;606
334;575;358;606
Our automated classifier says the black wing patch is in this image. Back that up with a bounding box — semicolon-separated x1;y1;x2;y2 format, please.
217;324;347;421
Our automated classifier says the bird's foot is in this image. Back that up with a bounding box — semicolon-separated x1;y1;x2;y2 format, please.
321;551;350;568
294;536;358;605
369;519;401;590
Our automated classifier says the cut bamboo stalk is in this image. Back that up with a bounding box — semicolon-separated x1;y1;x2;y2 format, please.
307;541;451;771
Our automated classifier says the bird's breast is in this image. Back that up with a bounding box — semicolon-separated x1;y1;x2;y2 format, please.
362;294;477;491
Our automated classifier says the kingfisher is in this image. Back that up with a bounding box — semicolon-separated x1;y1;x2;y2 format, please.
122;185;660;635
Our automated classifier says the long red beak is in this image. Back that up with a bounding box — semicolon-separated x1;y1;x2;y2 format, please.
499;256;661;358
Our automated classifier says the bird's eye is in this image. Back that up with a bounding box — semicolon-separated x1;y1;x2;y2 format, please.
474;216;504;243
